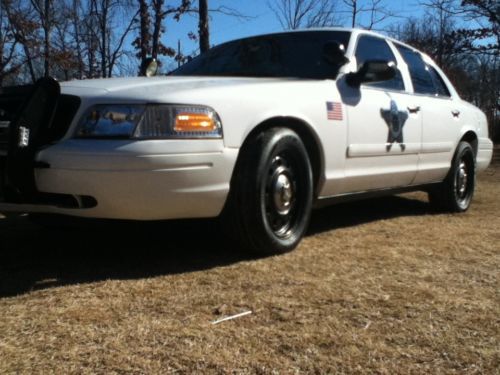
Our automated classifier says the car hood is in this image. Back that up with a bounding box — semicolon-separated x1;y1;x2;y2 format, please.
60;76;291;100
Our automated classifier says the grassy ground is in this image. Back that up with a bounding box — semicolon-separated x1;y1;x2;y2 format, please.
0;153;498;373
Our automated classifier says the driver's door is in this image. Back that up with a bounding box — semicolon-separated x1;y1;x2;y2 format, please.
342;34;421;193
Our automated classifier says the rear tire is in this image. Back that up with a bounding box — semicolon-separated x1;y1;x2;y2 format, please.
221;127;313;254
428;141;475;212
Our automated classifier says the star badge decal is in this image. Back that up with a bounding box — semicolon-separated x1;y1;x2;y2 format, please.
380;100;409;151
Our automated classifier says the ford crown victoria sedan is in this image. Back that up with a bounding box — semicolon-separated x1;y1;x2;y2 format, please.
0;28;493;254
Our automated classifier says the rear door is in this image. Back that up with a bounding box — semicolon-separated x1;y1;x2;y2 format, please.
342;34;421;193
393;44;462;184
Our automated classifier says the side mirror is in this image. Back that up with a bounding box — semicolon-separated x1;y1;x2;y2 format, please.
139;57;158;77
346;60;397;88
323;41;350;66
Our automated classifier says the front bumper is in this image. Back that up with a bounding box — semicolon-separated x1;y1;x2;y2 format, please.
0;139;238;220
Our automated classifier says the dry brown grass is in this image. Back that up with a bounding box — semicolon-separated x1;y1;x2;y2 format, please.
1;153;499;373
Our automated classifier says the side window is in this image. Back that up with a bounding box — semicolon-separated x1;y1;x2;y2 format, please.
395;44;436;95
428;66;451;97
355;35;405;91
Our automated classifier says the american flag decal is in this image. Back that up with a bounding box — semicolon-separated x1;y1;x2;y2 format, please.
326;101;343;121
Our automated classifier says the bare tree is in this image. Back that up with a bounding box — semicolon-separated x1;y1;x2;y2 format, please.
67;0;87;79
2;0;40;82
187;1;250;53
453;0;499;140
87;0;138;77
29;0;55;77
343;0;357;27
0;1;22;85
268;0;339;30
459;0;499;39
420;0;457;65
388;13;465;68
52;2;79;80
107;9;138;77
82;1;100;78
452;0;499;54
135;0;151;62
341;0;394;30
133;0;245;68
133;0;190;67
151;0;164;59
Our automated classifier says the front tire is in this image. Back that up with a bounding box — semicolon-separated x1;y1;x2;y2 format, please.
428;141;475;212
222;127;313;254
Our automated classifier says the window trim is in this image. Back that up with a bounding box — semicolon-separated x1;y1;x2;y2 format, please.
427;65;452;98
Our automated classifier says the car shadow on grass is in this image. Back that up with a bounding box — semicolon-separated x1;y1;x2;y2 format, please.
307;194;432;235
0;195;433;298
0;216;255;298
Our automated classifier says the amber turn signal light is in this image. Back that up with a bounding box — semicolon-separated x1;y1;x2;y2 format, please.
174;113;217;132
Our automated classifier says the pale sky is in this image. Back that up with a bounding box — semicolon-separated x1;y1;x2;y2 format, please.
163;0;425;62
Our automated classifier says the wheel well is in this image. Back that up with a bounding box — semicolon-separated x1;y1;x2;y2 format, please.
461;131;478;157
239;117;324;196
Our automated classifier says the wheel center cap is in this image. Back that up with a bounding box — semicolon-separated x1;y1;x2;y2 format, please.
458;165;467;195
273;173;293;215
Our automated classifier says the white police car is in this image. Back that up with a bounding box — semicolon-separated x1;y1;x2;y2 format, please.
0;28;493;254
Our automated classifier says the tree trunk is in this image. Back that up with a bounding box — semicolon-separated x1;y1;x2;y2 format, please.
152;0;164;59
199;0;209;53
138;0;150;61
351;0;357;28
100;0;108;77
43;0;50;77
72;0;84;79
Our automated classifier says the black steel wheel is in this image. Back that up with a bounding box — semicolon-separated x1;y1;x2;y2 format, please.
428;141;475;212
222;127;313;254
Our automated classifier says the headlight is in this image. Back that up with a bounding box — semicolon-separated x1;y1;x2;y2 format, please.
76;105;145;138
75;104;222;139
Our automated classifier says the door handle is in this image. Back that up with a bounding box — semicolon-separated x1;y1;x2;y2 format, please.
452;110;461;118
407;106;420;114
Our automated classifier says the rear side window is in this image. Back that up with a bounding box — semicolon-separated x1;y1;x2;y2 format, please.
355;35;405;91
395;44;437;95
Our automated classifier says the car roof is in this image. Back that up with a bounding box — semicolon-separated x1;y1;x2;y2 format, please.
239;27;422;55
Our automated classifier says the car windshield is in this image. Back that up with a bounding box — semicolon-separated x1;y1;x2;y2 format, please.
171;31;351;80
